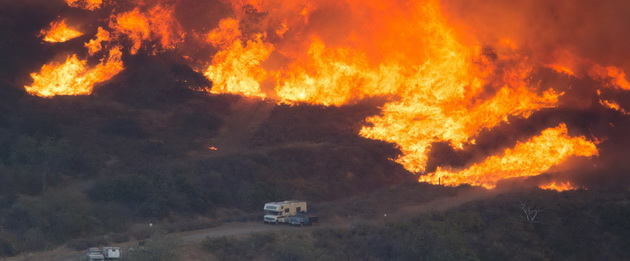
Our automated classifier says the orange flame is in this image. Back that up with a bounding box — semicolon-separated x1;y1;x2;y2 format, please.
546;49;630;90
40;19;83;43
27;3;184;97
66;0;103;10
26;0;622;189
589;65;630;91
546;64;576;77
203;18;272;98
109;5;184;55
206;18;242;49
600;99;630;115
539;181;577;192
85;27;112;55
25;47;124;97
419;124;598;189
199;0;593;185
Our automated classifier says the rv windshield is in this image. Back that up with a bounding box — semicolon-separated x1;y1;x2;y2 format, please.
265;210;281;216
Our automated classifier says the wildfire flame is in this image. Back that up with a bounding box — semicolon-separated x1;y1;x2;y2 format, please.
539;181;578;192
590;65;630;91
546;49;630;90
203;18;272;98
109;5;184;55
203;0;571;180
27;2;185;97
25;0;624;189
40;19;83;43
65;0;103;10
420;124;598;189
85;27;111;55
600;99;630;115
25;47;124;97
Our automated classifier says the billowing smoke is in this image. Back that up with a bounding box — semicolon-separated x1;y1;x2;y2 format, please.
443;0;630;72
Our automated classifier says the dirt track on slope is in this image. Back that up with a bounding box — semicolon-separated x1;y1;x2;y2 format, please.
2;185;503;261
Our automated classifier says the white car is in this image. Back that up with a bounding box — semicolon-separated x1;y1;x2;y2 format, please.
86;247;105;261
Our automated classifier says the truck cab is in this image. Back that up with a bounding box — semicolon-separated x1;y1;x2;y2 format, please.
103;247;121;259
263;200;307;224
288;212;318;226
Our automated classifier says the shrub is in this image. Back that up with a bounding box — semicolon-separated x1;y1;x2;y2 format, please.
100;118;147;138
268;239;328;261
65;237;109;251
202;233;277;260
124;233;182;261
0;235;17;257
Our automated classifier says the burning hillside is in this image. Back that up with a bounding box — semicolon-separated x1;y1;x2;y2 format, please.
12;0;630;190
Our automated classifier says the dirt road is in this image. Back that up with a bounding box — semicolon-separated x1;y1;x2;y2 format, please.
3;222;313;261
2;186;501;261
180;221;315;243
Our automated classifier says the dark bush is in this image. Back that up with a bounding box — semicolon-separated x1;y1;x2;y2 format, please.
66;239;93;251
0;237;17;257
66;236;109;251
100;118;147;138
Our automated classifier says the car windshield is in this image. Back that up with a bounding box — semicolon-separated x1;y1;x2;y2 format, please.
266;210;281;215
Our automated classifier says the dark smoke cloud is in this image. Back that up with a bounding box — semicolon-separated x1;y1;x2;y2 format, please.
442;0;630;72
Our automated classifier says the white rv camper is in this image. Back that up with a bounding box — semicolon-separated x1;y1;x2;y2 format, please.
263;200;307;224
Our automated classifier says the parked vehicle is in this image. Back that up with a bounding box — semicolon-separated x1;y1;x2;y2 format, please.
86;248;105;261
263;200;307;224
103;247;121;259
86;247;121;260
288;212;318;226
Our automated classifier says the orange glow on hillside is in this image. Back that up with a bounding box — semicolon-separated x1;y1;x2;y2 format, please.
25;47;124;97
539;181;577;192
40;19;83;43
419;124;598;189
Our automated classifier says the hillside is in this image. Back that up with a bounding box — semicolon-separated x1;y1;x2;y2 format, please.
0;52;418;256
2;0;630;259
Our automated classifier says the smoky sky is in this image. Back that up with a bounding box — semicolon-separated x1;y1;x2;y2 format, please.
442;0;630;72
